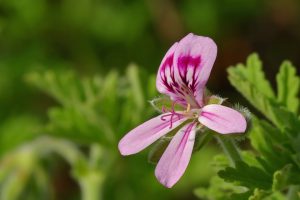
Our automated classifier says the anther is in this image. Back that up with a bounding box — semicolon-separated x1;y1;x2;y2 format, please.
186;103;191;113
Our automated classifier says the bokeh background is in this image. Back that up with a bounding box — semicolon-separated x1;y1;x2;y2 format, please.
0;0;299;199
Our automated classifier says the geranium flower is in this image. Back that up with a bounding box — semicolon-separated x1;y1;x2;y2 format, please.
118;33;246;188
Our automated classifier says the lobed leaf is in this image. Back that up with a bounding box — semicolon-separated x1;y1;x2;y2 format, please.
228;53;275;99
26;66;156;146
194;176;248;200
276;61;300;114
218;161;272;190
228;54;300;132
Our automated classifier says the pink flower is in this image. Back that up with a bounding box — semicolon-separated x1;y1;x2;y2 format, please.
118;33;247;188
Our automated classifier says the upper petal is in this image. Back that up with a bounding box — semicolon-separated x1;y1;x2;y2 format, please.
156;42;186;105
155;122;197;188
198;104;247;134
156;33;217;108
174;33;217;107
118;113;187;155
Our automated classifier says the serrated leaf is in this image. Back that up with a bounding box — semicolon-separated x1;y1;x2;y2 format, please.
248;189;270;200
46;106;114;145
248;189;286;200
26;70;85;106
276;61;300;113
26;67;156;146
228;53;275;98
272;164;293;191
249;118;293;171
218;161;272;190
228;54;300;131
212;154;231;170
194;176;249;200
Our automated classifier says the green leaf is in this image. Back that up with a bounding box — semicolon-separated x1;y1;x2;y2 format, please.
248;189;270;200
126;64;145;110
228;53;275;99
97;71;119;123
26;67;156;146
247;189;286;200
226;54;300;199
46;106;115;145
218;161;272;190
276;61;300;114
272;164;293;191
194;176;249;200
118;64;156;133
228;54;300;131
212;154;231;171
249;118;293;171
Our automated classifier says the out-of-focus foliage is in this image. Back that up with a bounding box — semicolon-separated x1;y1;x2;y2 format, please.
195;54;300;199
0;115;41;157
0;65;217;200
25;65;156;145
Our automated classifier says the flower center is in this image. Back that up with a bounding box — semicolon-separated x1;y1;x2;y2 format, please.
160;103;200;129
160;101;183;129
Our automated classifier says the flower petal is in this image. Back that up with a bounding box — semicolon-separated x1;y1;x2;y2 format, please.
118;113;187;156
155;122;197;188
156;42;187;105
198;104;246;134
156;33;217;108
173;33;217;107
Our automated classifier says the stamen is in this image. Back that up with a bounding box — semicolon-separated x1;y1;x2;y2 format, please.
161;100;180;113
186;103;191;112
161;105;167;113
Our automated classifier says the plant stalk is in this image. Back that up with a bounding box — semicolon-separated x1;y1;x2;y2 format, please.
79;171;104;200
215;136;242;167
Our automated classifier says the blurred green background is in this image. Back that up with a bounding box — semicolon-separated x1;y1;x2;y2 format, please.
0;0;299;199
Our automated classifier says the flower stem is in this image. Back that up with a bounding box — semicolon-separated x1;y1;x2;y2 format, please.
215;135;242;166
287;185;300;200
79;171;104;200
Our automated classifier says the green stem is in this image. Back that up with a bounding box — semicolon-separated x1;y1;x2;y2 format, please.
79;171;104;200
287;185;300;200
215;136;242;167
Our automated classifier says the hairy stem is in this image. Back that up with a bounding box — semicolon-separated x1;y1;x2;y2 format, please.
215;135;242;166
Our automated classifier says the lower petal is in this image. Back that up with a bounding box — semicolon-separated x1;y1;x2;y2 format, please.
198;104;246;134
118;113;187;155
155;122;197;188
